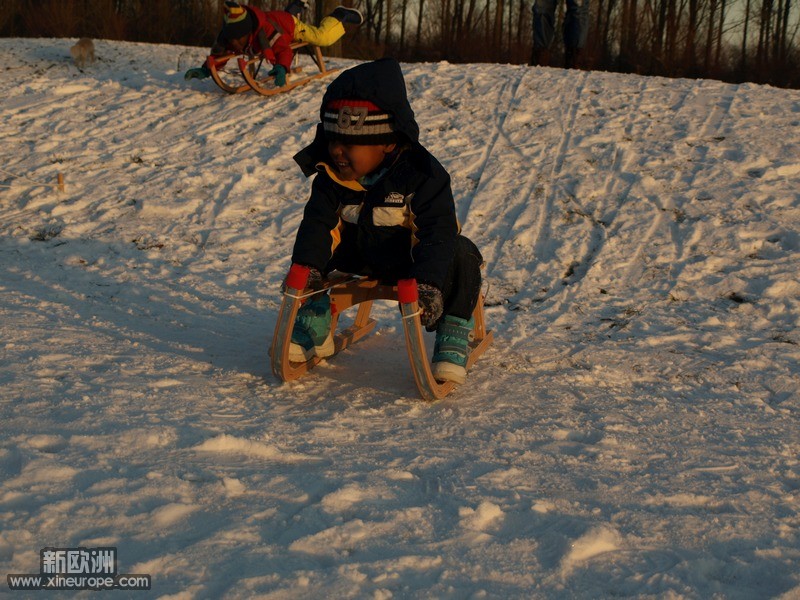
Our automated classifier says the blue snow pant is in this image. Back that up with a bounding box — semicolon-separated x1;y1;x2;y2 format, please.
532;0;589;49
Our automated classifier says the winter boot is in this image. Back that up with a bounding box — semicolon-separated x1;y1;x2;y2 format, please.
330;6;364;25
431;315;474;384
289;293;335;362
284;0;308;17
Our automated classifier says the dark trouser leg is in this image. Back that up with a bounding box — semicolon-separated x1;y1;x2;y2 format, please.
531;0;557;65
439;235;483;322
563;0;589;61
327;233;483;322
532;0;557;48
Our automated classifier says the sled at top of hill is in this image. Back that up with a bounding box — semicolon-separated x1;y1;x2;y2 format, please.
207;42;336;96
270;264;494;401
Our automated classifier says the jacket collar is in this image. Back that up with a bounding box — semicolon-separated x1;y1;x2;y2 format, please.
315;162;366;191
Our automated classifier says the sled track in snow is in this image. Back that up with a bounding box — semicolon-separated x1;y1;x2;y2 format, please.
528;69;591;279
619;82;741;292
654;83;741;288
457;67;529;228
477;69;590;284
545;75;654;308
539;77;744;319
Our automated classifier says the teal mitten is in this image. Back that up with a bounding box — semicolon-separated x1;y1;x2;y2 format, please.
184;66;211;80
268;64;287;87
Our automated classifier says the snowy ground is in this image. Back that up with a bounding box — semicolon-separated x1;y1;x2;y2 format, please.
1;38;799;599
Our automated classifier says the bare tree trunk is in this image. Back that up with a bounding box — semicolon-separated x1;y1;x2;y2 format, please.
453;0;464;42
442;0;452;55
620;0;638;69
507;0;514;60
667;0;688;71
399;0;408;54
779;0;791;62
416;0;426;52
493;0;504;60
484;0;492;49
685;0;699;72
602;0;618;64
385;0;392;47
771;0;781;62
741;0;752;72
375;0;384;44
516;0;526;56
666;0;676;66
465;0;478;37
757;0;773;71
705;0;716;70
654;0;668;68
714;0;726;69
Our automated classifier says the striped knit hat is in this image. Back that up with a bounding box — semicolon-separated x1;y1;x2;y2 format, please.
222;2;252;41
323;99;396;145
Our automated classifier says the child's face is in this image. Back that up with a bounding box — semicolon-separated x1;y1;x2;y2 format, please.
227;33;249;53
328;140;397;181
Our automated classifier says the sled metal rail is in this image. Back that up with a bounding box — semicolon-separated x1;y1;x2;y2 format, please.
270;264;493;401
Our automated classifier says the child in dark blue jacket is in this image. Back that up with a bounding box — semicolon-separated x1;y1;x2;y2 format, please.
289;58;483;384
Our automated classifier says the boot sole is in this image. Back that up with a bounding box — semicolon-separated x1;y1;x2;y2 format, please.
432;361;466;385
289;332;335;363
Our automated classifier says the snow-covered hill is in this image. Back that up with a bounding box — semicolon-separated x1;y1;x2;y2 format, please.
1;38;799;598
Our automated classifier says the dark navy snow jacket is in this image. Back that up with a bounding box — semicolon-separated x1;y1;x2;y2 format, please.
291;58;459;290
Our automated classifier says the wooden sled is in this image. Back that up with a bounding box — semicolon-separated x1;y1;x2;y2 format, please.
208;42;336;96
270;264;493;401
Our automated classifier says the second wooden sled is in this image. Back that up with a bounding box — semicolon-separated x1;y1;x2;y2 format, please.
270;264;493;401
207;42;336;96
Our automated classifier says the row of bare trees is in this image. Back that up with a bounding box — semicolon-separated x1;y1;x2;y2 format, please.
1;0;798;87
597;0;800;82
355;0;799;85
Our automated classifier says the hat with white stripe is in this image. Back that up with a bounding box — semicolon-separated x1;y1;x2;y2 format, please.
323;99;396;145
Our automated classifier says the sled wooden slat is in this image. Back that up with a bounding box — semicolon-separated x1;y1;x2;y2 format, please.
270;267;493;401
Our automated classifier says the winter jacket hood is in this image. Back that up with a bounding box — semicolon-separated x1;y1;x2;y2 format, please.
294;58;425;177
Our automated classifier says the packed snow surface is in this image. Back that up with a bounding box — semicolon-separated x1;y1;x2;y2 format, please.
1;38;799;598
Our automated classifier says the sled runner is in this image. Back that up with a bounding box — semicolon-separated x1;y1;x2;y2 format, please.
207;53;252;94
207;42;336;96
270;264;493;401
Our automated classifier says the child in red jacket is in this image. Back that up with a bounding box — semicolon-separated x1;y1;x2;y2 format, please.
185;1;363;87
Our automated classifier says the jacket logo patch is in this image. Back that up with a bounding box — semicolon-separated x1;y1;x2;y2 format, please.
384;192;406;204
